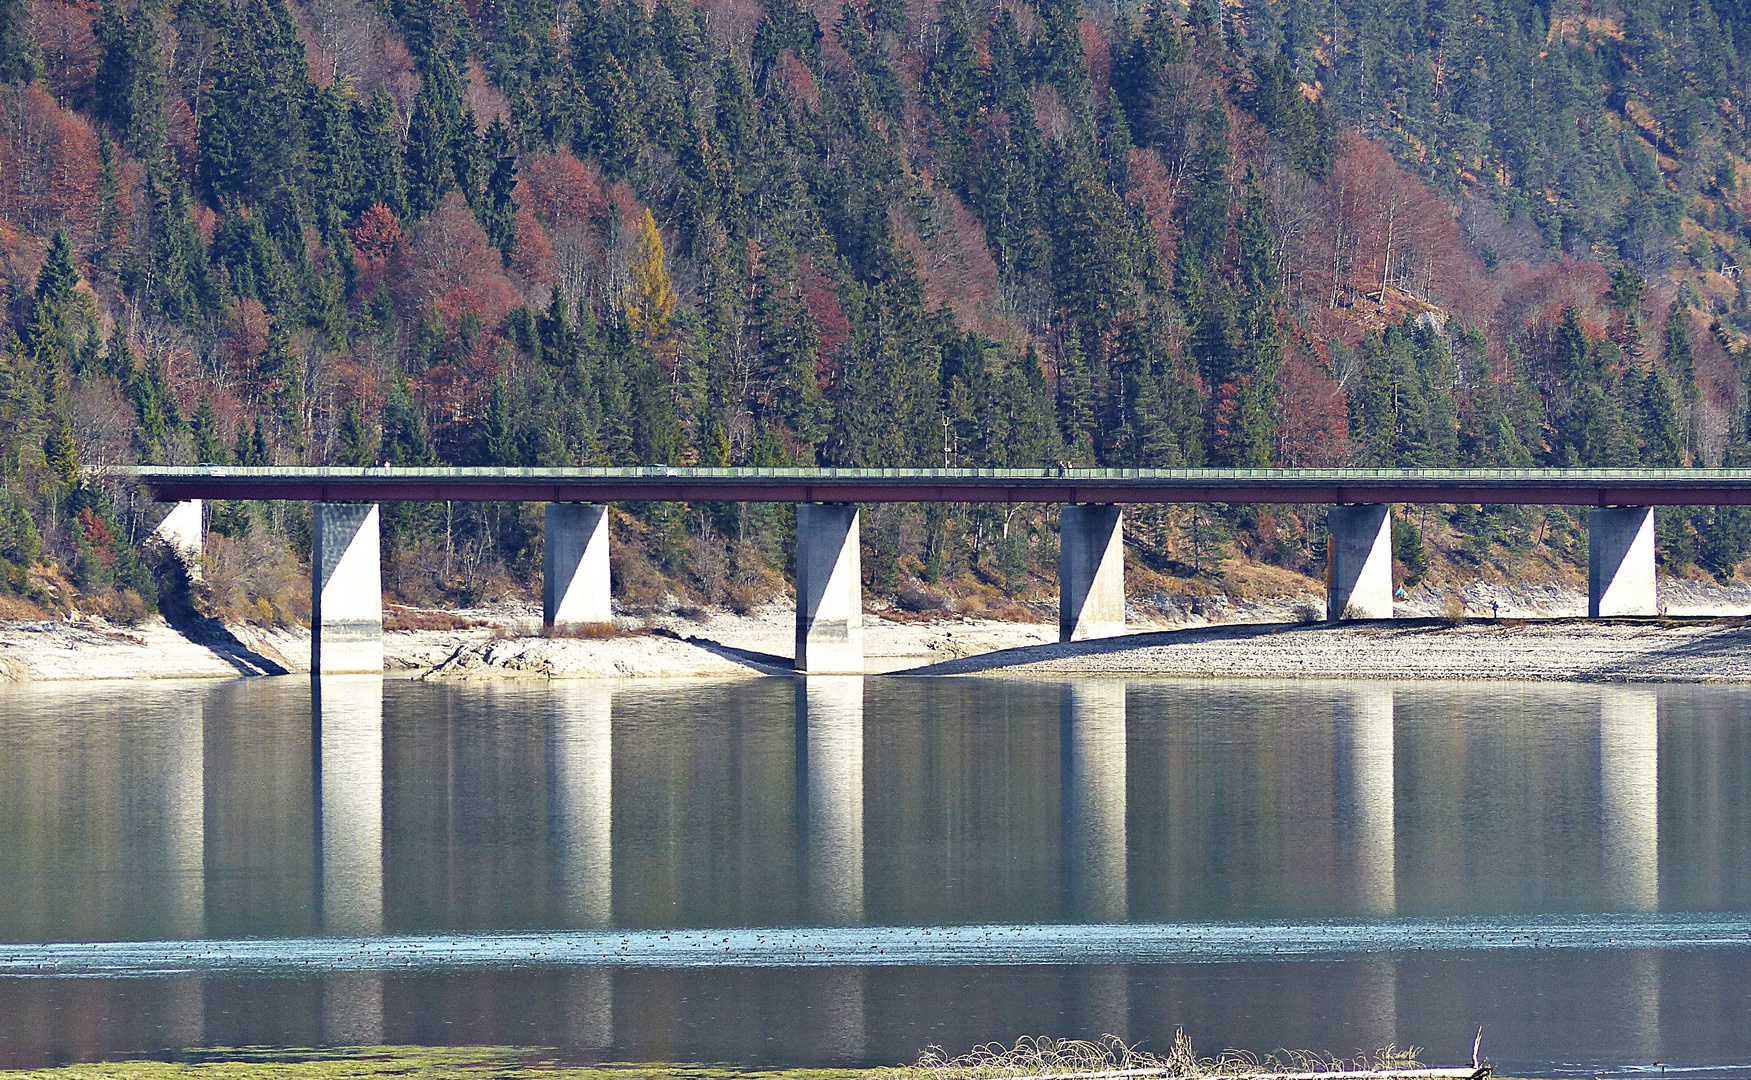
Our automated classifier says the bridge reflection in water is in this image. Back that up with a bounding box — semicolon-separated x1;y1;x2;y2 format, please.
314;675;386;1045
1;677;1736;1069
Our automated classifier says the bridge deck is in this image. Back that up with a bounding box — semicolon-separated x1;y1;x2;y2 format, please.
117;466;1751;506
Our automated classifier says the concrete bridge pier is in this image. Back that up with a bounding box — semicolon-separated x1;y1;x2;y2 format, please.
545;503;612;630
1060;504;1125;642
152;500;204;564
1590;506;1657;617
313;503;383;675
796;503;863;674
1327;504;1393;620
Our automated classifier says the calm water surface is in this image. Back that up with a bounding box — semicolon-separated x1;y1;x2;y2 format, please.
1;676;1748;1074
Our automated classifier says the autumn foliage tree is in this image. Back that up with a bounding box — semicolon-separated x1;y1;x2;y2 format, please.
0;0;1742;617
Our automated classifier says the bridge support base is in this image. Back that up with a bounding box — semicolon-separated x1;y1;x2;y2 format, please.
796;503;863;674
313;503;383;675
1590;506;1657;617
545;503;612;630
1060;504;1126;642
1328;504;1393;621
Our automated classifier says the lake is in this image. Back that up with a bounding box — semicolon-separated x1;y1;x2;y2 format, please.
1;676;1748;1075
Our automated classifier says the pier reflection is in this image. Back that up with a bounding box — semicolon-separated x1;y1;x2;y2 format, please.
797;675;865;926
313;675;385;1046
1339;686;1396;917
168;701;206;939
3;677;1751;1071
549;685;613;928
548;686;615;1050
2;677;1737;939
1599;687;1660;912
1061;681;1128;923
167;693;207;1048
1597;687;1662;1063
315;676;385;936
795;677;866;1062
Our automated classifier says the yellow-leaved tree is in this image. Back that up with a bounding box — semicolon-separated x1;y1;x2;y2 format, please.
625;208;676;350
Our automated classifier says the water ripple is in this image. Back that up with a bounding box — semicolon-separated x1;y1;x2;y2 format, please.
3;913;1749;978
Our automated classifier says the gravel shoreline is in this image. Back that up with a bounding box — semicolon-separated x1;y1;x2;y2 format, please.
898;617;1751;682
6;602;1751;683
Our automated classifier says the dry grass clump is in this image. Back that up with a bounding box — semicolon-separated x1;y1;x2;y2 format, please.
537;621;644;640
384;606;483;631
0;591;50;620
884;1033;1427;1080
81;586;155;625
196;534;310;627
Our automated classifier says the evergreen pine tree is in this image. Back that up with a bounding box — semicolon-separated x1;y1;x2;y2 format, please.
356;92;410;219
480;117;519;259
336;402;375;466
0;0;36;84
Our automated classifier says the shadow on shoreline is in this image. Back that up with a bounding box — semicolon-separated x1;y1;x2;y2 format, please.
650;627;795;674
885;614;1751;677
155;553;291;677
886;620;1322;676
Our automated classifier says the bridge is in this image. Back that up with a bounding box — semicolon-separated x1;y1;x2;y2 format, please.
122;466;1751;675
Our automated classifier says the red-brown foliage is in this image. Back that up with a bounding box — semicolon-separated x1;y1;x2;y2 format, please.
347;201;404;298
517;151;614;305
1687;307;1739;463
1079;17;1111;100
515;150;609;231
225;299;270;386
510;206;556;295
797;252;849;362
1316;134;1458;307
1274;347;1351;466
0;216;46;315
0;85;101;247
76;506;113;556
774;50;821;111
28;0;98;105
890;184;1004;338
1125;146;1180;270
167;95;199;169
1278;131;1495;345
393;191;517;332
1497;258;1611;341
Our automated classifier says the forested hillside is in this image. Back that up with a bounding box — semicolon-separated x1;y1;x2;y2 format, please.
0;0;1747;619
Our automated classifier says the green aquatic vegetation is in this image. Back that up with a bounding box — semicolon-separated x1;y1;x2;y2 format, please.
3;1036;1489;1080
3;1047;869;1080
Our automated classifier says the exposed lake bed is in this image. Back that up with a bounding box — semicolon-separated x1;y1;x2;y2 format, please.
9;604;1751;681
